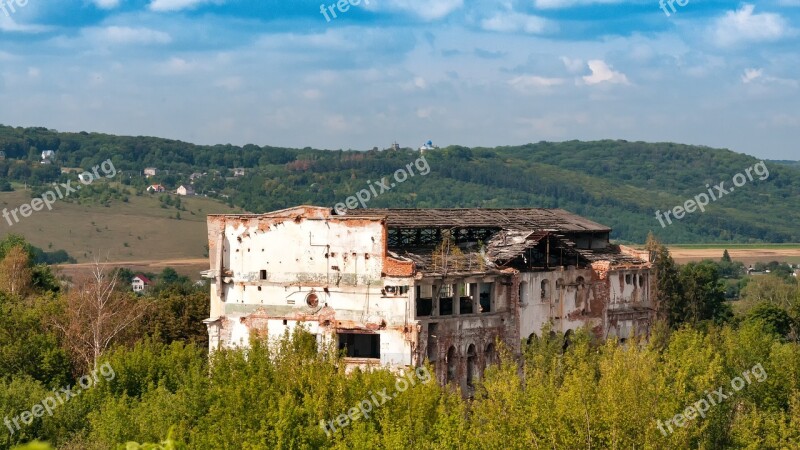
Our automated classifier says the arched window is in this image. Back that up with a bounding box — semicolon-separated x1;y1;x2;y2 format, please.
518;281;529;305
555;279;564;303
485;343;497;366
446;346;457;383
466;344;477;387
540;279;550;302
576;276;585;290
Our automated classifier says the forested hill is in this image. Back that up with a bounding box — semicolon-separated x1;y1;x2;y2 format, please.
0;125;798;244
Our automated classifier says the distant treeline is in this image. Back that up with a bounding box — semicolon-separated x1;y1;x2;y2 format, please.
0;125;799;244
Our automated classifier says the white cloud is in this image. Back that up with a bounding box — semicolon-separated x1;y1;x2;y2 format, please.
711;4;792;47
91;0;121;9
158;57;197;74
363;0;463;20
582;60;629;85
84;26;172;45
741;68;763;83
509;75;565;91
481;12;553;34
149;0;222;12
560;56;584;74
0;14;50;33
533;0;624;9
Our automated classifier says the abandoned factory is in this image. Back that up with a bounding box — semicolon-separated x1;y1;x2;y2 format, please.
203;206;655;391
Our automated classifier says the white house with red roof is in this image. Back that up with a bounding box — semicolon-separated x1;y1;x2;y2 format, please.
132;274;152;293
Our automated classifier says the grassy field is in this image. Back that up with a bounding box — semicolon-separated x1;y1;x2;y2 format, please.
0;187;241;263
668;243;800;250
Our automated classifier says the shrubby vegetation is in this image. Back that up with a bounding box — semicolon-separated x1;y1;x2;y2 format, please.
0;234;795;448
1;125;798;244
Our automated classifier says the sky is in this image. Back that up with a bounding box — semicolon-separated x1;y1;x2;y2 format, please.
0;0;798;160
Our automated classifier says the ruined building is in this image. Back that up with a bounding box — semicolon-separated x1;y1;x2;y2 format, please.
204;206;654;390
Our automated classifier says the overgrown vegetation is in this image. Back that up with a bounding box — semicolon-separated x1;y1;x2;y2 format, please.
0;234;797;448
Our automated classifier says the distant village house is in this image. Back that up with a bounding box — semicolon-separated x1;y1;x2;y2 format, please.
41;150;56;164
131;275;152;293
147;184;166;193
176;185;195;196
144;167;158;178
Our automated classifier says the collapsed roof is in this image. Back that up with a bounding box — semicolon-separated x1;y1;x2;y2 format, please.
352;208;648;277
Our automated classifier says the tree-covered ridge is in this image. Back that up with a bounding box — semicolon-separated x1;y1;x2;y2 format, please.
0;125;798;244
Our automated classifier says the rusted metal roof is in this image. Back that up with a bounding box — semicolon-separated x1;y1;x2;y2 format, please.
354;208;611;232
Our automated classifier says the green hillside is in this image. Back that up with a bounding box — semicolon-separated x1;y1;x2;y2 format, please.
0;125;798;244
0;185;240;262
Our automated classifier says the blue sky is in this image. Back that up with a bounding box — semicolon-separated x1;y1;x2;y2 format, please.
0;0;798;159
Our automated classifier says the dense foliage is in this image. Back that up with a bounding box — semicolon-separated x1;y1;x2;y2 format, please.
0;125;798;244
0;233;796;448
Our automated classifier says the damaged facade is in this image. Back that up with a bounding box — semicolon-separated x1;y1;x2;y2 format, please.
204;206;655;391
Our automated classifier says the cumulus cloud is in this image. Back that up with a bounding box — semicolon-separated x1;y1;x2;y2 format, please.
582;60;629;85
533;0;624;9
363;0;463;20
84;26;172;45
481;12;553;34
741;68;763;83
149;0;222;12
91;0;121;9
509;75;566;91
711;4;793;47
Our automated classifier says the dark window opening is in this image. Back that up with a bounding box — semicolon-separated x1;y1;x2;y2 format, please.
446;346;457;383
480;283;493;313
416;285;433;317
459;296;473;314
417;297;433;317
466;344;477;387
384;285;409;296
439;296;453;315
338;333;380;359
259;270;267;280
427;323;438;362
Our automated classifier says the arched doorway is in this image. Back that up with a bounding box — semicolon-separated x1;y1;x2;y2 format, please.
446;346;457;383
466;344;477;387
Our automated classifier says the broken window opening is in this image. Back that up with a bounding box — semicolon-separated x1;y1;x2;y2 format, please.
466;344;477;387
541;279;550;302
384;285;409;296
519;281;529;305
554;279;563;303
440;296;454;316
479;283;493;313
259;270;267;280
416;285;433;317
338;332;380;359
485;342;497;366
625;274;632;285
446;346;457;383
427;323;438;363
458;282;473;314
